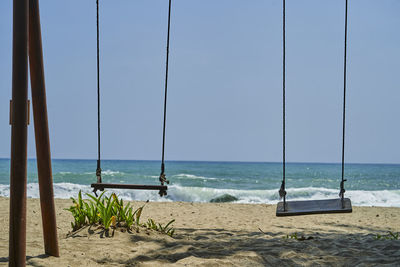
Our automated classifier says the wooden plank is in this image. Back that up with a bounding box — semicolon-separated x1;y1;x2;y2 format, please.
276;198;352;216
91;183;167;191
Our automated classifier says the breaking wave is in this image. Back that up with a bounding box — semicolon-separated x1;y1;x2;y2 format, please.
0;183;398;207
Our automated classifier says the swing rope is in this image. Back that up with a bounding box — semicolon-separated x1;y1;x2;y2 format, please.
279;0;287;209
93;0;172;196
96;0;102;184
279;0;349;208
158;0;172;197
340;0;349;203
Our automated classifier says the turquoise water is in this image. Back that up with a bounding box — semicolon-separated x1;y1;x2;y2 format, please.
0;159;399;206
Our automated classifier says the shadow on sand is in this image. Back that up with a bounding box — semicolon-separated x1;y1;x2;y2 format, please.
0;254;50;266
90;227;400;266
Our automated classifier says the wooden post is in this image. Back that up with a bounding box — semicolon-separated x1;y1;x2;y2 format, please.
9;0;29;265
28;0;59;257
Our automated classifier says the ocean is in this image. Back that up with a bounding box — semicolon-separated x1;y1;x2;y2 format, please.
0;158;399;207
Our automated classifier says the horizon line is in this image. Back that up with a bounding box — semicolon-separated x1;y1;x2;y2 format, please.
0;157;399;165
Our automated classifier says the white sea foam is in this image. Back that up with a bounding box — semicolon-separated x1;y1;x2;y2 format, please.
58;172;72;175
0;183;398;207
81;170;123;176
102;170;123;176
174;174;218;181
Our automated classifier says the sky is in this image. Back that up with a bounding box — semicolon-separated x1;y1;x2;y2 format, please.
0;0;399;163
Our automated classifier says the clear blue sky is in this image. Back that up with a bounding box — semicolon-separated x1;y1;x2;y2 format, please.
0;0;399;163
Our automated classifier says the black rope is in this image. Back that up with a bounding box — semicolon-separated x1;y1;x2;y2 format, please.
340;0;348;204
159;0;172;196
279;0;287;210
96;0;102;184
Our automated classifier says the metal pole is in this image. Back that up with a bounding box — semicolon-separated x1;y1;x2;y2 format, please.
28;0;59;257
9;0;29;265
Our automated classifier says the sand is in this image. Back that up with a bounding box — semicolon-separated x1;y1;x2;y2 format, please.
0;197;399;266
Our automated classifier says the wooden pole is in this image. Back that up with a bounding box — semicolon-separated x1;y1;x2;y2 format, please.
9;0;29;265
28;0;59;257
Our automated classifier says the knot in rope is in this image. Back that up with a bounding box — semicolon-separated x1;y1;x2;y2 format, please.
339;179;347;198
159;163;169;185
96;160;102;183
279;181;286;199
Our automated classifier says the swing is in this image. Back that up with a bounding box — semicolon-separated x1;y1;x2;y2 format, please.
276;0;352;216
91;0;173;197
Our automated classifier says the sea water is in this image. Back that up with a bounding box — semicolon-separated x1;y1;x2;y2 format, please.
0;158;399;207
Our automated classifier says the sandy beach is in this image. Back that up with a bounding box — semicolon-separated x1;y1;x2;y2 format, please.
0;197;399;266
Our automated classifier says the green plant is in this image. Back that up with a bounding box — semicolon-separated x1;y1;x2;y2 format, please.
65;190;87;231
135;205;144;226
113;195;125;225
374;231;399;240
66;191;175;237
161;219;175;237
111;194;138;229
84;200;98;224
389;231;399;239
146;218;158;230
283;232;313;241
145;218;175;237
283;232;299;240
124;205;135;228
91;193;116;230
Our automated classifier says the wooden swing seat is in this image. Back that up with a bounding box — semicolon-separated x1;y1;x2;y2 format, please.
276;198;352;216
91;183;167;191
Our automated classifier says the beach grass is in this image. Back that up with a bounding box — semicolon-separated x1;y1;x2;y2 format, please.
66;191;175;237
